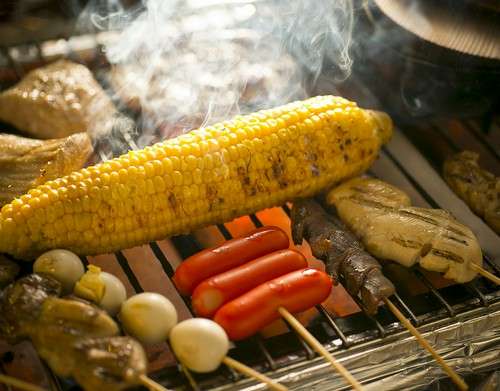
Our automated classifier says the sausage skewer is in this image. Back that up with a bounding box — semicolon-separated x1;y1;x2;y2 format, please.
290;198;468;391
172;226;290;296
221;356;288;391
276;306;363;391
211;269;363;391
191;248;308;317
173;228;364;390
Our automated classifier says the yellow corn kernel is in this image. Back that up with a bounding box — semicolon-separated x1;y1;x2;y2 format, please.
0;95;392;260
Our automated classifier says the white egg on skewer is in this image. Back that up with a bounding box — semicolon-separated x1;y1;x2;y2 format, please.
120;292;178;344
169;318;288;390
169;318;229;373
97;271;128;316
33;249;85;294
74;264;127;316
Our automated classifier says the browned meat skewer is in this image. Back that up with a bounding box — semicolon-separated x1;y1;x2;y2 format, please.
443;150;500;235
0;132;93;207
72;336;148;391
0;256;20;290
0;274;149;391
0;60;116;139
290;198;395;315
0;273;61;343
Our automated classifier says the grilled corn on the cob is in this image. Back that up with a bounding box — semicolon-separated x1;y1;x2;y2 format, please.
0;95;392;260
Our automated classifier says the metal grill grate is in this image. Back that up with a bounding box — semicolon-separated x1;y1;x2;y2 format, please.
0;30;499;391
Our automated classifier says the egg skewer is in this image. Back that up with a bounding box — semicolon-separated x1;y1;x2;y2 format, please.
31;250;171;391
170;318;288;391
119;293;288;391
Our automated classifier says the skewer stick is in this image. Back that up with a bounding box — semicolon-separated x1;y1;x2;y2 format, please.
468;263;500;285
0;373;48;391
381;297;468;391
277;306;364;391
222;356;288;391
138;374;172;391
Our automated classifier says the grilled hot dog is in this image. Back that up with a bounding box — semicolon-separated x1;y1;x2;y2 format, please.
191;248;308;317
172;226;289;295
213;268;332;341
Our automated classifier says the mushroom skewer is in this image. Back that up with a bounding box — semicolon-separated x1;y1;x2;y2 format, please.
290;198;468;391
443;150;500;235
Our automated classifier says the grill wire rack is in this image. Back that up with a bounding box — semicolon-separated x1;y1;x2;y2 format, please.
0;25;500;391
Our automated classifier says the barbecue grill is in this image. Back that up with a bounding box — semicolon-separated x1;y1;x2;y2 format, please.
0;1;499;390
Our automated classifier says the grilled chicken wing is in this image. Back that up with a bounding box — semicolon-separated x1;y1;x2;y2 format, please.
290;198;395;315
443;150;500;235
327;177;483;283
0;60;116;139
0;132;92;206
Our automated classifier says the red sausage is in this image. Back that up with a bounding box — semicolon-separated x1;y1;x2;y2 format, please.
191;249;308;318
172;226;289;295
213;268;333;341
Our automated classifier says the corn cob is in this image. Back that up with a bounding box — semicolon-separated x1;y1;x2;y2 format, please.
0;95;393;260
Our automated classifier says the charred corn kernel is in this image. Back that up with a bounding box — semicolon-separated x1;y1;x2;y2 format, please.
0;95;393;260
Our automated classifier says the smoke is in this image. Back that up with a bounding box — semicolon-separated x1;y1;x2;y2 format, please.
77;0;354;141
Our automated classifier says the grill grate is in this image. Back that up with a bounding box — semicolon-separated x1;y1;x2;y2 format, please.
0;31;499;391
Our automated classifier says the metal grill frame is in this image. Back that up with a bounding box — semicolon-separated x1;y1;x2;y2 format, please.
0;29;499;391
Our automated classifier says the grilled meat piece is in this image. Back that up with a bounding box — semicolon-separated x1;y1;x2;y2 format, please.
0;273;146;391
443;150;500;235
0;132;93;206
327;177;483;283
0;60;116;139
290;197;395;315
0;256;20;289
0;273;61;343
31;297;120;377
72;336;147;391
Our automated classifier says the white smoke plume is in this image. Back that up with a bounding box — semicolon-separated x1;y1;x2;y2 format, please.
77;0;354;141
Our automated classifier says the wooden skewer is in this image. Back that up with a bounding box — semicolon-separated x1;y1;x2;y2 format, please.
0;373;48;391
381;297;468;391
277;306;364;391
222;356;288;391
468;263;500;285
138;374;172;391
